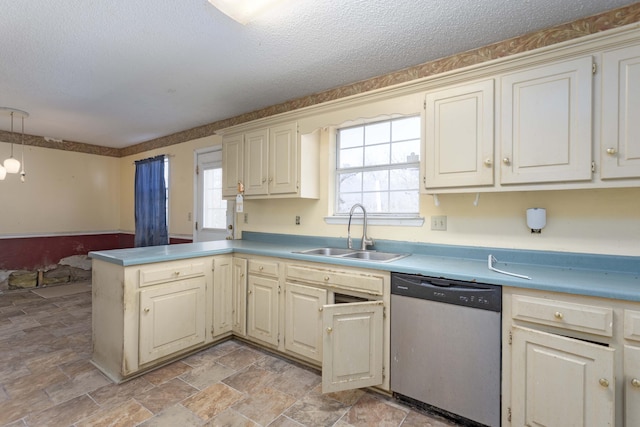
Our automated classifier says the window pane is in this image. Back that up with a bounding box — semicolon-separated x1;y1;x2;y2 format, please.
339;147;363;168
203;168;227;229
365;121;390;145
362;170;389;192
392;116;421;141
390;190;419;212
337;192;362;213
391;140;420;164
390;168;419;190
338;172;362;193
339;127;363;149
363;192;389;213
364;144;390;166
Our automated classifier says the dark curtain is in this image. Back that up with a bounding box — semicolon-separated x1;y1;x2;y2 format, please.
134;155;169;247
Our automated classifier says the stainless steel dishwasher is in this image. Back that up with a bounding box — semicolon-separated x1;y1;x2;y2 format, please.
390;273;501;427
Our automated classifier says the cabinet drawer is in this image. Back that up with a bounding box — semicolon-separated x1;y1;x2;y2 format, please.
286;264;384;295
511;294;613;337
624;309;640;342
139;261;206;287
248;259;279;277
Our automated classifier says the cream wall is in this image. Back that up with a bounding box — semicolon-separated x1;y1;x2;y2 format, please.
0;142;120;236
119;134;222;237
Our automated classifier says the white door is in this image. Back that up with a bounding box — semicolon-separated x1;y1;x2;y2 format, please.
195;148;235;242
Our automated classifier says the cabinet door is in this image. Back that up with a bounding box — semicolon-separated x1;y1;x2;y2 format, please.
424;79;494;189
601;45;640;179
212;256;233;337
139;278;206;365
284;282;327;362
232;257;247;336
244;129;269;196
511;326;615;427
322;301;384;393
269;122;298;195
625;345;640;426
222;133;244;197
247;274;279;346
500;57;593;184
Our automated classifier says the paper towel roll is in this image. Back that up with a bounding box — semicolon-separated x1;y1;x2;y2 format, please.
526;208;546;231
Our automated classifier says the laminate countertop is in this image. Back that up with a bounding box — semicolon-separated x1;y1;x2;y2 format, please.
89;232;640;302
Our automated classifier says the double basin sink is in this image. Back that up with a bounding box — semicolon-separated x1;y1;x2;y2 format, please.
293;247;409;263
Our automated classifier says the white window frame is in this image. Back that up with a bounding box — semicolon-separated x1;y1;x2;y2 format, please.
325;116;424;227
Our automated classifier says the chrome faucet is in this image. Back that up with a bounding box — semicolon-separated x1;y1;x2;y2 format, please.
347;203;374;250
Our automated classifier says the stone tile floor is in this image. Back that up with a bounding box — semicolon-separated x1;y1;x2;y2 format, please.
0;287;459;426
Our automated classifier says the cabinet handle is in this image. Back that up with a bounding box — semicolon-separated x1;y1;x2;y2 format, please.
484;158;493;167
554;311;563;320
144;308;150;313
632;378;640;388
502;157;511;166
326;327;333;333
599;378;609;388
606;148;617;155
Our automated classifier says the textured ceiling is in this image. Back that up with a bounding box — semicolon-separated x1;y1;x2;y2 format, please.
0;0;635;148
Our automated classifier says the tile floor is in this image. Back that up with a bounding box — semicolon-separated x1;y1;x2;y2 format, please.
0;285;459;427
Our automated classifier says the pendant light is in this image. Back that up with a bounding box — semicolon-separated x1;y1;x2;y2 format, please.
1;107;29;181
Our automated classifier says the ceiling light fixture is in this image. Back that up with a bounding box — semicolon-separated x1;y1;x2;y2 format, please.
0;107;29;182
207;0;285;24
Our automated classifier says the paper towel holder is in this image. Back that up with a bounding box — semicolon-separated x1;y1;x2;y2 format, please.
526;208;546;233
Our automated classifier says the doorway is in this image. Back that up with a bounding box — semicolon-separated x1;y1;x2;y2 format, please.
194;147;235;242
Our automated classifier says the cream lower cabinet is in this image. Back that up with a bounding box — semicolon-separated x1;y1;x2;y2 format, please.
212;256;233;337
284;262;389;393
232;257;248;336
139;277;207;365
511;325;615;426
246;258;280;347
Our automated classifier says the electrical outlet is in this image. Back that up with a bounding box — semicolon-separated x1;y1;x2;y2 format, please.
295;215;300;225
187;212;192;221
431;215;447;231
244;213;248;224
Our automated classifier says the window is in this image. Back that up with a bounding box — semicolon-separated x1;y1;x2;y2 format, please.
202;166;227;229
335;116;420;216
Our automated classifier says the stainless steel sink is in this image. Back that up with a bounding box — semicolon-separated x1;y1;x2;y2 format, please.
293;247;409;263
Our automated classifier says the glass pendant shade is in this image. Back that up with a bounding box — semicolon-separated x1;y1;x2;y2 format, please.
4;157;20;174
0;164;6;180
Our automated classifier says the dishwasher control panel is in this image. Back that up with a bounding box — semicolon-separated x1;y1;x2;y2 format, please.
391;273;501;312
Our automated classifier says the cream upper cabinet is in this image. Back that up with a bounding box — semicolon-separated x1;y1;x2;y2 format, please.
423;79;495;189
284;282;327;362
322;300;384;393
500;56;593;185
511;325;615;427
138;275;207;366
232;257;248;336
601;44;640;179
221;133;244;197
244;128;270;196
221;122;319;199
212;256;233;337
269;122;298;195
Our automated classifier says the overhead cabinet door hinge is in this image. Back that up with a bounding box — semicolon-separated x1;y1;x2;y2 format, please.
592;62;597;74
196;165;199;175
508;330;513;345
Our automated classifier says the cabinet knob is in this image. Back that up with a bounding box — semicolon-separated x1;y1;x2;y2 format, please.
269;177;273;183
632;378;640;388
606;148;617;155
248;290;252;295
240;273;244;278
324;276;330;281
259;266;264;271
318;307;323;312
144;308;150;313
554;311;563;320
599;378;610;388
326;327;333;333
262;178;266;183
174;271;180;276
484;158;493;167
502;157;511;166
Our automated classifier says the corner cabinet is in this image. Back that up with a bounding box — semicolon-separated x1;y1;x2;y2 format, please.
221;121;320;199
601;44;640;179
